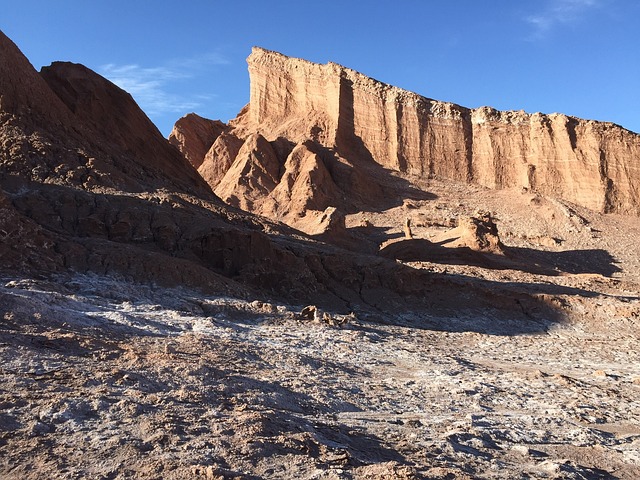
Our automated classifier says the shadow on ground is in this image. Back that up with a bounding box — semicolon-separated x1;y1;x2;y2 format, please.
379;238;621;277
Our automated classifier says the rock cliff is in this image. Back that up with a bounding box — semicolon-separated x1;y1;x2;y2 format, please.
5;32;640;480
0;28;213;199
0;30;294;293
186;47;640;217
4;30;537;314
169;113;227;169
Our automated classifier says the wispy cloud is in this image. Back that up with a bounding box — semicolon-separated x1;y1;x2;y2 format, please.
525;0;602;37
99;52;228;116
168;52;229;70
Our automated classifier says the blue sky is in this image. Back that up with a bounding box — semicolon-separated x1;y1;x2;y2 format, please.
2;1;639;136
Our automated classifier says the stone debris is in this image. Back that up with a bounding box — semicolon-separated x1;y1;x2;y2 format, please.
298;305;354;327
1;276;639;479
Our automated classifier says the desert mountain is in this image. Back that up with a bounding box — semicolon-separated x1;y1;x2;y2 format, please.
3;31;640;479
174;47;640;236
0;30;305;297
1;29;544;316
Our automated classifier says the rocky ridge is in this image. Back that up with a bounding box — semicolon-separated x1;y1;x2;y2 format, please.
176;47;640;232
0;29;564;322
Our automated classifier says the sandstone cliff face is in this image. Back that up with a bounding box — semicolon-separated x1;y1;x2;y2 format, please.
6;30;495;312
232;47;640;215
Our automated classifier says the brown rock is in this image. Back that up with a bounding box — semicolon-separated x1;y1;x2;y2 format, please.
263;140;342;222
0;32;308;298
440;212;504;254
0;31;603;323
214;133;281;211
0;191;63;274
0;30;72;125
40;62;213;198
168;113;226;169
303;206;346;237
198;131;244;188
403;218;413;239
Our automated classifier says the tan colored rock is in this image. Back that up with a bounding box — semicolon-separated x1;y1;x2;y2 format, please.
262;141;342;221
168;113;226;169
437;212;504;254
236;47;640;215
198;131;244;188
302;206;346;237
214;133;281;211
403;218;413;239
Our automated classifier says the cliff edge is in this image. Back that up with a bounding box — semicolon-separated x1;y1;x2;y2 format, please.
185;47;640;217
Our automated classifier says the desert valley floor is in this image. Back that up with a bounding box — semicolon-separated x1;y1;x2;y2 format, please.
2;176;640;479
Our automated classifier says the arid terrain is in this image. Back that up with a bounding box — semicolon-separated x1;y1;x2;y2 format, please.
1;31;640;479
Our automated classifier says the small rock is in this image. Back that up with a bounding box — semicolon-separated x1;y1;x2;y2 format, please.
511;445;530;455
29;421;53;436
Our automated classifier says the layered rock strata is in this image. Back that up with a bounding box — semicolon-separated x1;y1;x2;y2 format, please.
186;47;640;216
2;29;558;317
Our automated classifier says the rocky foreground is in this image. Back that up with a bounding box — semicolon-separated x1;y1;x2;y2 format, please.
1;273;639;479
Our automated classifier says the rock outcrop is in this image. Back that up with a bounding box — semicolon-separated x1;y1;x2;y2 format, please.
169;113;226;169
4;29;551;315
197;131;245;188
39;61;213;197
250;47;640;214
214;133;281;211
0;30;291;294
0;29;213;199
263;141;342;220
180;47;640;217
0;32;72;125
213;137;346;227
438;212;504;254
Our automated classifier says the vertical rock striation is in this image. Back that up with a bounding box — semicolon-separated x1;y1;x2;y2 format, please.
233;47;640;215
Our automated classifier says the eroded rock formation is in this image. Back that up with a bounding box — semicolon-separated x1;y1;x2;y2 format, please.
248;47;640;214
0;30;294;293
440;212;504;254
169;113;226;169
176;47;640;219
3;29;547;315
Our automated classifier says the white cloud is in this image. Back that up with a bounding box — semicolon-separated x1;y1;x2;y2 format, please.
169;52;229;70
99;52;228;116
526;0;602;37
